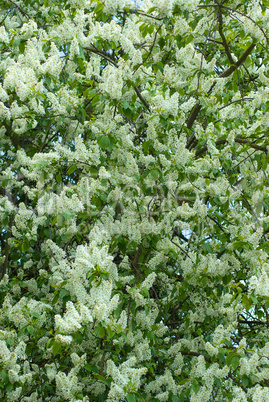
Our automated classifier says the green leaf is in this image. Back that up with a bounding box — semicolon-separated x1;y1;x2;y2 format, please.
52;341;61;356
251;295;258;304
200;243;213;253
56;173;62;184
141;287;150;298
126;394;136;402
68;164;77;175
186;34;193;44
106;326;114;339
12;38;21;47
147;331;154;340
63;211;75;220
46;338;54;349
231;356;239;370
51;215;60;226
92;93;100;105
19;41;26;54
21;239;29;252
257;241;269;251
27;325;35;335
226;352;237;367
191;380;200;394
122;100;131;109
6;338;14;346
98;135;111;150
139;23;146;32
242;294;252;311
100;271;109;279
95;2;104;13
78;44;84;59
147;7;157;13
44;76;51;86
95;324;105;338
242;377;249;387
2;369;8;383
83;88;96;98
148;25;155;34
6;383;13;392
150;169;160;180
84;363;92;373
59;289;69;298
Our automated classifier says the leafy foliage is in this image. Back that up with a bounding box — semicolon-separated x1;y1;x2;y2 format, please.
1;0;269;400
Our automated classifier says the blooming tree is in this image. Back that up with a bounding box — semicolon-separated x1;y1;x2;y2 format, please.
1;0;269;400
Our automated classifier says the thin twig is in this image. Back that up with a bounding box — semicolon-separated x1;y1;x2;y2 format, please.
134;85;150;111
128;9;164;21
170;239;195;263
7;0;31;19
218;97;253;110
221;4;269;45
195;10;218;94
186;42;256;133
133;24;163;74
216;3;235;64
195;136;267;157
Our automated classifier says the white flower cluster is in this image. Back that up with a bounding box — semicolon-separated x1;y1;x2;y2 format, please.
90;280;119;322
100;65;124;100
55;137;101;166
145;369;178;399
0;101;11;120
0;84;8;103
55;334;73;346
20;20;38;39
0;341;35;389
75;242;117;276
55;370;80;400
175;0;199;12
106;357;147;401
55;301;83;334
41;43;63;77
153;92;179;116
4;64;37;102
174;15;191;36
248;384;269;401
0;26;9;43
150;0;175;15
180;97;196;114
140;272;156;290
103;0;133;13
249;270;269;298
205;342;218;357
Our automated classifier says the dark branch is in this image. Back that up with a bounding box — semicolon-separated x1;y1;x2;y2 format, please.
7;0;31;19
186;42;256;131
195;137;267;157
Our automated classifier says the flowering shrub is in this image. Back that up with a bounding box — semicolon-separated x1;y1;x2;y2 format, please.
1;0;269;400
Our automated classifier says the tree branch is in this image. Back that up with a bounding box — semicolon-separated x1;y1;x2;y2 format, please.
218;97;253;110
7;0;31;19
86;45;150;111
186;42;256;132
219;43;256;78
134;85;151;111
216;3;235;65
133;24;163;74
195;136;267;157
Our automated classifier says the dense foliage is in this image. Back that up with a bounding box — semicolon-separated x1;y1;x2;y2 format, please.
1;0;269;400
